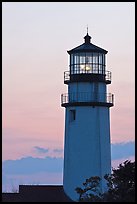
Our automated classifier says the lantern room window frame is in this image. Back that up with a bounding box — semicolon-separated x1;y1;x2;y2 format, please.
70;52;106;75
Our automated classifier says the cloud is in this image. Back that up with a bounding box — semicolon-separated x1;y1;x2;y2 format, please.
53;148;63;153
3;156;63;175
2;141;135;180
34;146;49;154
111;141;135;160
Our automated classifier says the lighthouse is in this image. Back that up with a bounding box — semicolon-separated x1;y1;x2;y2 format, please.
61;32;114;201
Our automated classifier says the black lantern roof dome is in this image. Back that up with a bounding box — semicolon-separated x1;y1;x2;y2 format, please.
67;33;108;54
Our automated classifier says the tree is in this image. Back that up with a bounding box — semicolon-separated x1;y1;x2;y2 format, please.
104;160;135;202
75;176;103;202
75;160;135;202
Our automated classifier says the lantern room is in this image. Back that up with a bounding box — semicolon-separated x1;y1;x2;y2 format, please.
69;52;106;74
65;33;111;84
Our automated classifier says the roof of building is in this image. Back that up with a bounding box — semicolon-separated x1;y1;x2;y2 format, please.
67;33;108;54
2;185;74;202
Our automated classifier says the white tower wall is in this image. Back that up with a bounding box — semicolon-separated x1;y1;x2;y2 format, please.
63;106;111;201
69;82;106;94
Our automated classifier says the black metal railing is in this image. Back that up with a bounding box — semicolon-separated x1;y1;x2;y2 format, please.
64;69;111;83
61;92;114;106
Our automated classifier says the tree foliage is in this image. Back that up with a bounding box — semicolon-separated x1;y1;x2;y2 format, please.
75;176;103;202
75;160;135;202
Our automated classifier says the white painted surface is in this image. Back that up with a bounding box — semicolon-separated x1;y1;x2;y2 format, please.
68;82;106;103
69;82;106;94
63;105;111;201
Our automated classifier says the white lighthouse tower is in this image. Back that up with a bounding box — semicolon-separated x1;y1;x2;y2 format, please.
61;32;114;201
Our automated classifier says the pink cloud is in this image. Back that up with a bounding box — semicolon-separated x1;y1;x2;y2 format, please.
111;156;135;169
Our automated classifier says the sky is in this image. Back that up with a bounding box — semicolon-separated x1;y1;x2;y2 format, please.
2;2;135;192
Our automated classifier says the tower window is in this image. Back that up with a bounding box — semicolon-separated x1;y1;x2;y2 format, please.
69;110;76;122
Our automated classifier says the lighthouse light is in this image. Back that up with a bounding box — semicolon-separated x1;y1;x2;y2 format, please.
80;64;91;71
80;64;85;70
85;65;91;71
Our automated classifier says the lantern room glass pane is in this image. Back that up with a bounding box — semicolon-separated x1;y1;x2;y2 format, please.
71;54;73;64
80;53;85;63
99;54;102;64
70;52;106;74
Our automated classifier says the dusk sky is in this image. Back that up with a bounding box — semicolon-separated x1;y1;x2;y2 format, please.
2;2;135;192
